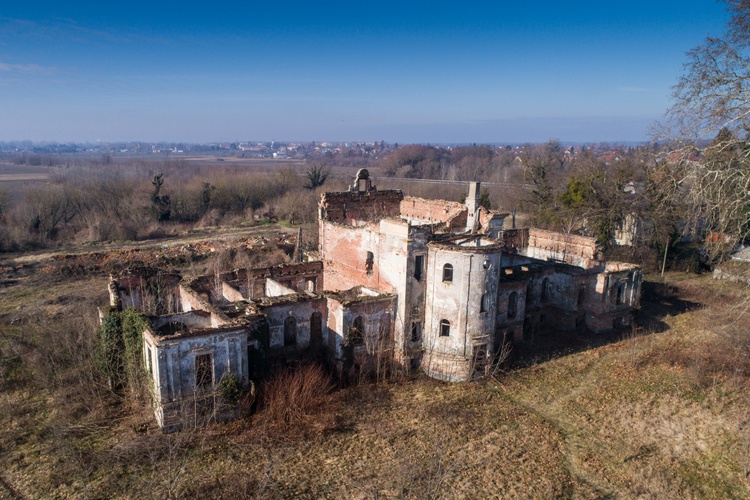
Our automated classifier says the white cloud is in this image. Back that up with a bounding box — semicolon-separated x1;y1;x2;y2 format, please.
0;62;49;74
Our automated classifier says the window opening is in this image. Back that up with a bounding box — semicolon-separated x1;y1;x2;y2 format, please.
439;319;451;337
411;321;421;342
414;255;424;281
508;291;518;319
195;353;213;388
146;346;153;376
366;251;374;275
380;313;392;340
442;263;453;282
350;316;365;345
284;316;297;346
310;312;322;345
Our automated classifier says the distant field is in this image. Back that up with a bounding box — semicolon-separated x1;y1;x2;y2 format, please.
0;173;49;182
0;163;51;180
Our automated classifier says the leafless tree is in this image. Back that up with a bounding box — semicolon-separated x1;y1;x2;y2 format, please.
659;0;750;259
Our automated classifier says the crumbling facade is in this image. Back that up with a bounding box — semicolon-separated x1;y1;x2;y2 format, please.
106;170;642;428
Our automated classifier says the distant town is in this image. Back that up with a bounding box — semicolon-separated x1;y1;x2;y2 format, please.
0;139;651;165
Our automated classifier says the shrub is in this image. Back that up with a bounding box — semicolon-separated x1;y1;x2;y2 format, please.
255;364;337;438
220;371;243;409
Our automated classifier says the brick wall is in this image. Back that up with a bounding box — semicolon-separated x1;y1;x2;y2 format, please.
320;190;403;225
525;228;601;269
320;221;391;292
399;196;467;230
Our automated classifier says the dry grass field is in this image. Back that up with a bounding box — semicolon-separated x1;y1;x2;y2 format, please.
1;229;749;498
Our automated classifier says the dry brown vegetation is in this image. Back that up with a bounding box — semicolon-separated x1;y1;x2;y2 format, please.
1;227;749;498
0;158;331;253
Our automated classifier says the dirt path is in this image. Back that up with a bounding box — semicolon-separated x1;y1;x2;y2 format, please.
2;223;310;266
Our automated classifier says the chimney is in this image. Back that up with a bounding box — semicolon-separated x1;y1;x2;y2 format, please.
465;181;480;233
294;227;303;262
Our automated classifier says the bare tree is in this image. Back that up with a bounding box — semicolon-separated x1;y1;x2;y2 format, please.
660;0;750;259
304;164;329;190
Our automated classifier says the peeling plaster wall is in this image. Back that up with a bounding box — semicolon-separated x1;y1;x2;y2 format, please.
265;279;297;297
152;311;213;331
220;262;324;299
320;220;390;292
178;284;230;327
325;295;396;370
495;281;527;342
585;267;642;332
259;298;327;353
146;328;248;429
326;298;345;362
422;244;503;381
319;217;419;359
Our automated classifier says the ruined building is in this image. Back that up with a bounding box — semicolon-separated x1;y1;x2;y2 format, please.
106;170;642;429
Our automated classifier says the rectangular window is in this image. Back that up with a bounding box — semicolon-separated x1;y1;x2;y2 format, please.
411;321;421;342
146;346;153;376
195;353;213;388
414;255;424;281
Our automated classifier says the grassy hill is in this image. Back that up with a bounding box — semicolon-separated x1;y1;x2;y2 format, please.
1;241;748;498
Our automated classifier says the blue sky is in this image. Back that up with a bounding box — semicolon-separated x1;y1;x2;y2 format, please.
0;1;731;144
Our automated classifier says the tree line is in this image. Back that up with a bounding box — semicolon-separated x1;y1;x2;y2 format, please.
0;160;332;252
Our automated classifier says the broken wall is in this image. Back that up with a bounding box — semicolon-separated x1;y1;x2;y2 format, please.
145;327;249;430
319;190;403;225
324;293;397;374
522;228;601;269
399;196;467;230
257;297;327;355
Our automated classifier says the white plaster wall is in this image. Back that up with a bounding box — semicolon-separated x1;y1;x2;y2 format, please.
265;279;297;297
262;300;324;350
150;329;249;417
422;247;503;380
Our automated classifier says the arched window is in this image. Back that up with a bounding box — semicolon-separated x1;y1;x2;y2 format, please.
480;293;489;313
541;278;549;302
365;251;374;274
439;319;451;337
442;263;453;282
507;291;518;319
284;316;297;346
350;316;365;345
